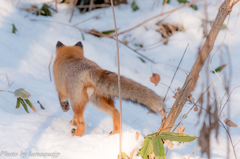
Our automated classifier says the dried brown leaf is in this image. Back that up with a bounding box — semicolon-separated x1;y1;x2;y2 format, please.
194;106;198;111
166;140;174;151
150;73;161;86
135;131;139;140
160;109;166;117
224;118;237;127
129;150;135;159
177;124;185;133
149;151;155;159
172;95;177;99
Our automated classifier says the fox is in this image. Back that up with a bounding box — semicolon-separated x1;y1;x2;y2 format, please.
53;41;163;137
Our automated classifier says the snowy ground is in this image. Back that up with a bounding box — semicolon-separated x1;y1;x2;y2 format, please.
0;0;240;159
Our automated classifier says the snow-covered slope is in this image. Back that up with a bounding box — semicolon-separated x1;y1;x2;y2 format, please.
0;0;240;159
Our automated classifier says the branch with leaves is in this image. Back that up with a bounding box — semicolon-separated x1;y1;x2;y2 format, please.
0;88;36;113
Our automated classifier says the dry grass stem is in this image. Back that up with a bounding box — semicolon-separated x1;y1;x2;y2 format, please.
163;43;189;102
110;1;122;158
210;15;231;90
229;5;240;54
188;146;200;159
218;86;239;118
48;52;53;82
69;0;78;22
161;0;169;14
5;73;14;87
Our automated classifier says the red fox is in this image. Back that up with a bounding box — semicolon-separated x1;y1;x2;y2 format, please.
53;41;163;137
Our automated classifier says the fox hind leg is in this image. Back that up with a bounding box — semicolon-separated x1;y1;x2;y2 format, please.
89;93;120;136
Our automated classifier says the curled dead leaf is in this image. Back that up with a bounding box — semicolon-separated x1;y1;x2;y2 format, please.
150;73;161;86
224;118;237;127
160;109;166;117
194;106;198;111
135;131;139;140
166;140;174;151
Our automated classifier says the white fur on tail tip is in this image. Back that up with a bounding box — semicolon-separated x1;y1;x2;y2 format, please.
87;87;94;98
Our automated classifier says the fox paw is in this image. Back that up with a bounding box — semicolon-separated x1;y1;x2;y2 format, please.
60;101;69;112
108;131;119;137
71;128;76;136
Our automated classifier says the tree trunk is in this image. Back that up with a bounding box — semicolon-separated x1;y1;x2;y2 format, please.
163;0;234;132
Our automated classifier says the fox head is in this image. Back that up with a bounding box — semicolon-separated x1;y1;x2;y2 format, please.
55;41;84;57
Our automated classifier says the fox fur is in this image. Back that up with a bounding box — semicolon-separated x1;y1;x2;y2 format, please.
53;41;163;136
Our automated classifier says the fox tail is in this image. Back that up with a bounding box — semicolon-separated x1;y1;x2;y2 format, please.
92;70;163;113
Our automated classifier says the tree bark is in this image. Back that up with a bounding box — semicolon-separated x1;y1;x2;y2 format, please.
163;0;234;132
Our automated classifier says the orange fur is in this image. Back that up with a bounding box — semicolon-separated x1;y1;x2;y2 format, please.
53;41;163;137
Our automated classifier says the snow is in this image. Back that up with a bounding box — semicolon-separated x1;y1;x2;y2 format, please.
0;0;240;159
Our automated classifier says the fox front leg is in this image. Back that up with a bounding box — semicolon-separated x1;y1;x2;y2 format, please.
58;93;70;112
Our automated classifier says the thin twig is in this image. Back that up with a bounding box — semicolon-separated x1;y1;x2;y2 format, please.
30;18;190;74
234;140;240;148
49;52;53;82
5;73;14;87
77;4;110;8
172;74;223;132
0;90;14;93
55;0;58;13
37;100;45;110
116;0;203;36
163;43;189;102
229;5;240;54
195;104;237;159
69;0;78;22
161;0;169;14
72;14;101;27
210;14;231;89
110;1;122;159
188;146;200;159
233;0;240;6
89;0;94;11
218;86;239;118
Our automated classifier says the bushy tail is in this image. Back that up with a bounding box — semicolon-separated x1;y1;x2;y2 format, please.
93;70;163;113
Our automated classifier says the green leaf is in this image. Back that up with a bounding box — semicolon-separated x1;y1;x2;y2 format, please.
212;64;227;73
24;99;37;112
14;88;31;99
190;4;198;10
182;114;187;119
163;0;171;4
80;31;85;40
152;136;165;159
221;24;227;30
12;24;17;34
140;136;153;159
134;43;143;48
159;132;197;142
131;0;139;11
102;29;115;35
138;57;146;63
177;0;189;3
40;3;52;16
16;98;21;109
120;152;129;159
19;98;29;113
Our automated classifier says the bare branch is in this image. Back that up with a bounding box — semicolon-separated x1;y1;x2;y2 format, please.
116;0;203;36
162;0;234;133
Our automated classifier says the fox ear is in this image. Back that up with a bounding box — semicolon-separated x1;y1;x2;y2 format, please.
75;41;83;48
56;41;64;48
